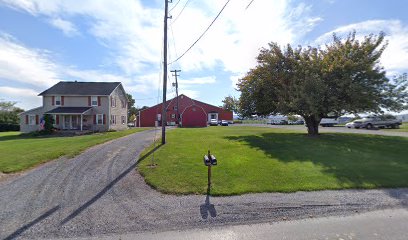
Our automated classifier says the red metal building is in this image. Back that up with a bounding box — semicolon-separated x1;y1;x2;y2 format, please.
136;94;233;127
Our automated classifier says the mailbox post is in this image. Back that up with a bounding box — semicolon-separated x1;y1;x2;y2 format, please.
203;150;217;191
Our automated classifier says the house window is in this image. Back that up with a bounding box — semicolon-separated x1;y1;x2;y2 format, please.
55;96;61;106
111;97;116;107
121;116;126;124
29;115;36;125
173;106;178;111
96;114;103;125
121;100;126;108
91;96;98;106
171;114;175;119
111;115;117;124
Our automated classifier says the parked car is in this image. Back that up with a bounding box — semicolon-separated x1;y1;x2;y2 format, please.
267;119;288;125
209;119;218;126
345;117;402;129
220;120;229;126
320;118;339;127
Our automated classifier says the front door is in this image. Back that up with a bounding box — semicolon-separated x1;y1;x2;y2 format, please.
72;115;79;129
63;115;70;130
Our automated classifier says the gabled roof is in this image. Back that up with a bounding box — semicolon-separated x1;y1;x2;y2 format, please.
39;81;122;96
139;94;225;113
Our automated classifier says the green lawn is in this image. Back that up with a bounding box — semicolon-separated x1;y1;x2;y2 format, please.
138;127;408;195
0;128;150;173
389;122;408;132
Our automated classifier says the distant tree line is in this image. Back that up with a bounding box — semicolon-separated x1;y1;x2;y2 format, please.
0;101;24;131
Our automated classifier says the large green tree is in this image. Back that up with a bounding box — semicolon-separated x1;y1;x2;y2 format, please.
238;32;407;135
222;95;239;112
0;101;24;124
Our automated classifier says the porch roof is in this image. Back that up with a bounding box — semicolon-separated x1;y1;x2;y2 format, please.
45;107;92;115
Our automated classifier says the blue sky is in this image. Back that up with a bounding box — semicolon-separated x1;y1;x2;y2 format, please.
0;0;407;112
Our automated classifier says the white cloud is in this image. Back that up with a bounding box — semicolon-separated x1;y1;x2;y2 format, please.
178;89;199;99
0;86;41;110
1;0;322;88
178;76;216;85
0;0;163;75
314;20;408;74
0;33;61;87
170;0;321;73
0;32;160;109
49;18;79;36
0;0;325;109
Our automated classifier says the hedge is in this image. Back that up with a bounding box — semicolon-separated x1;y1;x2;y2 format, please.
0;124;20;132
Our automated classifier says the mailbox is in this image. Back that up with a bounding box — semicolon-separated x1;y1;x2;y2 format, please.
210;155;217;165
203;155;211;166
203;154;217;166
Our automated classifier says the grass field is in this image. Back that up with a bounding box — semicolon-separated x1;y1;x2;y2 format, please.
138;126;408;195
389;122;408;132
0;128;150;173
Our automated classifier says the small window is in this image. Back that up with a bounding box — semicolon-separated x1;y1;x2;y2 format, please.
29;115;36;125
91;96;98;106
121;100;126;108
121;116;126;124
97;114;103;125
55;96;61;106
173;106;178;111
111;97;116;107
171;114;175;119
110;115;117;124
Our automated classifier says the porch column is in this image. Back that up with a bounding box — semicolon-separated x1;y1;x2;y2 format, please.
80;114;83;131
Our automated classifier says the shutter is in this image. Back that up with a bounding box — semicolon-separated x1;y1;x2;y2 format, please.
56;115;60;125
25;115;29;124
52;96;55;106
93;115;97;124
98;96;101;106
88;96;91;106
103;114;106;125
61;96;65;106
35;115;39;125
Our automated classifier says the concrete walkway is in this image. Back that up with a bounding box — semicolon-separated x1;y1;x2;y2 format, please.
0;129;407;239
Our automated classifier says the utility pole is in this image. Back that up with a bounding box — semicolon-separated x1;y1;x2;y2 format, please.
171;70;181;126
161;0;170;145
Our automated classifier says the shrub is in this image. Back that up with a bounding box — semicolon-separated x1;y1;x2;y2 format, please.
0;123;20;132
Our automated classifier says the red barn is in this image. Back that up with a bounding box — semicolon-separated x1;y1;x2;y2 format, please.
136;94;233;127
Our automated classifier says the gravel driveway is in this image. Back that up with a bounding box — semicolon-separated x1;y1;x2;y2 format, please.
0;129;407;239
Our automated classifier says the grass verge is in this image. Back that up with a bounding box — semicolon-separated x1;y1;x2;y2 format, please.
0;128;151;173
138;126;408;195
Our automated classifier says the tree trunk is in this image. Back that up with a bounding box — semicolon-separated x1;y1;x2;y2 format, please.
303;115;321;136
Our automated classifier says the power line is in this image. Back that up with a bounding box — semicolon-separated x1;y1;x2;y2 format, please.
169;0;181;12
245;0;255;10
171;0;192;25
170;0;231;64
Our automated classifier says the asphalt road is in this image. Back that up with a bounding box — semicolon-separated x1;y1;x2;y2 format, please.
234;124;408;137
66;209;408;240
0;129;407;239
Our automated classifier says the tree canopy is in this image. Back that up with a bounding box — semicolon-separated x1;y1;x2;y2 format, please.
238;32;408;135
222;95;239;112
0;101;24;124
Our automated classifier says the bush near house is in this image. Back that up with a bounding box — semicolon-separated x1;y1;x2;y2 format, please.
0;124;20;132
